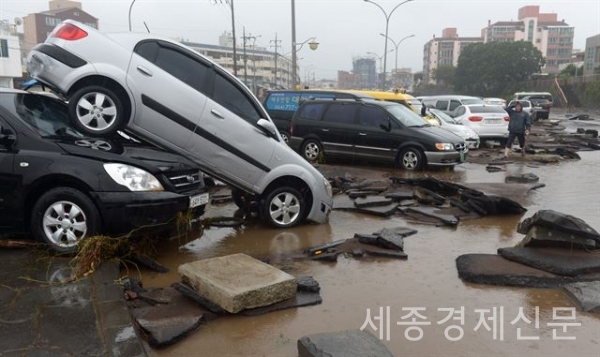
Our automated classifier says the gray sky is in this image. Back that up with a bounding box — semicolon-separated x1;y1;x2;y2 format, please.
1;0;599;80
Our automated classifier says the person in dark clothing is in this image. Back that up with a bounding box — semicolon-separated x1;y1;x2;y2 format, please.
504;101;532;158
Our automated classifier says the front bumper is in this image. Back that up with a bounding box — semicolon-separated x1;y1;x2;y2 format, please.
425;149;468;166
465;138;480;149
90;188;208;234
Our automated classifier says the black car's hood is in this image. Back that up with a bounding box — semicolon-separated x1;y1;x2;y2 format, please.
416;125;465;143
55;137;198;173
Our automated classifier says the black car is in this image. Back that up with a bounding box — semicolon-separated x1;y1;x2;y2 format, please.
289;99;467;171
263;90;371;143
0;90;208;253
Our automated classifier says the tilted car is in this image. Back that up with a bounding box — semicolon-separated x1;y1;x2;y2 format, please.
26;20;333;228
427;108;480;149
452;104;509;141
289;99;467;171
0;89;209;253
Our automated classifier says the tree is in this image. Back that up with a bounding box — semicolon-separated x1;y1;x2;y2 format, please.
431;66;456;87
559;63;582;78
454;41;545;96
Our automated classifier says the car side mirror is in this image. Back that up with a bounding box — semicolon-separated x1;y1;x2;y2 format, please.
0;125;16;149
257;118;278;138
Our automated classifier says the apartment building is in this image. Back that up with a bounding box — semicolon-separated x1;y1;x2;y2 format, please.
584;34;600;76
422;28;482;84
481;5;574;73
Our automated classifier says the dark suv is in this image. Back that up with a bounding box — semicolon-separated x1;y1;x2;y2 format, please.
0;90;208;253
289;99;467;170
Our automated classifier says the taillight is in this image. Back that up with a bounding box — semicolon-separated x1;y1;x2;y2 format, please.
503;116;510;121
468;116;483;122
52;23;88;41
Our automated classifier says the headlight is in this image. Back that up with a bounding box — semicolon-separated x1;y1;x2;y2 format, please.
104;163;164;191
435;143;454;151
323;178;333;198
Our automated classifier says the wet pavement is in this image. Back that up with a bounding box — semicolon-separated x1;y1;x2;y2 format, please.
2;114;600;356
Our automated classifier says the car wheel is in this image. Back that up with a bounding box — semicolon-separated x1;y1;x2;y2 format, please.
301;139;322;162
260;186;305;228
279;132;290;144
399;147;424;171
69;86;124;136
31;187;101;254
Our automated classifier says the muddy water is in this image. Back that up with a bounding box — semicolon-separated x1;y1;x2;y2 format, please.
143;150;600;357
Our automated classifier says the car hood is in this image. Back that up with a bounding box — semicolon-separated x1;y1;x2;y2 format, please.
415;125;465;143
443;123;478;139
55;137;199;173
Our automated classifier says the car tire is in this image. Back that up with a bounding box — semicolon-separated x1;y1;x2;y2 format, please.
69;86;125;136
279;131;290;144
399;147;424;171
31;187;101;254
301;139;322;162
260;186;305;228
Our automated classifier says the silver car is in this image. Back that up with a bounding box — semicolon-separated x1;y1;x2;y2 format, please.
27;20;332;228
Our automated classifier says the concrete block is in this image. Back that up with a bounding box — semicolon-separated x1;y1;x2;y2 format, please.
178;253;297;313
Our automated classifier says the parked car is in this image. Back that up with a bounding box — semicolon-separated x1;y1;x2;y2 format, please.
263;89;370;143
483;97;506;107
289;99;467;171
0;89;209;253
427;108;480;149
421;95;484;117
513;92;553;120
26;20;333;228
452;104;509;140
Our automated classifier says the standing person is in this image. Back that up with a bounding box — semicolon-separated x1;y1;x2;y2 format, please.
504;101;532;158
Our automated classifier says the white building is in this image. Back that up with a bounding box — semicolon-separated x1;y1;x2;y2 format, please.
0;22;22;88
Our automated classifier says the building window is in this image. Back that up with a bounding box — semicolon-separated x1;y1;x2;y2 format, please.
0;39;8;58
45;17;61;27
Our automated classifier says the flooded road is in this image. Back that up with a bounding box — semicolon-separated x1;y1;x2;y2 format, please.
142;149;600;357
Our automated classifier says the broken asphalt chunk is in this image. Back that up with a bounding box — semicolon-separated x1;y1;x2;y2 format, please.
384;190;414;201
562;281;600;313
296;276;321;293
401;207;459;227
505;173;539;183
354;196;393;208
498;247;600;276
241;291;322;316
517;210;600;246
298;329;394;357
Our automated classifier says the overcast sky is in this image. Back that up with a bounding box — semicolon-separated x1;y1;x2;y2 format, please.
1;0;599;80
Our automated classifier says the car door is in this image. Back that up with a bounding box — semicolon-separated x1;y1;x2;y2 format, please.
187;67;276;190
354;104;396;162
318;102;359;159
0;117;17;228
126;40;210;151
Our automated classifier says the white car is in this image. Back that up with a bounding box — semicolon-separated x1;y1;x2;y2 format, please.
452;105;509;141
427;108;480;149
483;97;506;107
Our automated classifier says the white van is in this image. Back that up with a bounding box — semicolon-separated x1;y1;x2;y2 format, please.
422;96;484;117
513;92;553;120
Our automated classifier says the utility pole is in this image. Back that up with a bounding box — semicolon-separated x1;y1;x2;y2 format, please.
242;27;248;84
213;0;237;76
270;33;282;88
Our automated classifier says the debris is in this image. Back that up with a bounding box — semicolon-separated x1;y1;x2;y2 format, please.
311;252;340;262
178;253;297;313
384;190;414;201
516;210;600;247
129;253;169;273
463;195;526;216
373;227;418;251
241;291;322;316
298;330;394;357
400;207;459;227
353;196;393;208
296;276;321;293
172;282;228;315
364;250;408;259
306;240;346;256
498;247;600;276
486;165;503;172
505;173;539;184
202;216;244;228
562;281;600;313
569;114;591;121
210;194;233;204
347;190;381;199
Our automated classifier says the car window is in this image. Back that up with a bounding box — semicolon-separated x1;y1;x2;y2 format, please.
297;103;326;120
455;107;466;117
322;103;358;124
0;93;84;138
435;100;448;110
431;109;458;124
468;105;507;113
461;98;484;105
213;72;262;124
387;104;429;127
154;45;209;93
359;105;388;128
449;100;461;111
134;41;159;62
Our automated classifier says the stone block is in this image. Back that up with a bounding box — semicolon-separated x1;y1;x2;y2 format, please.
298;329;393;357
178;253;297;313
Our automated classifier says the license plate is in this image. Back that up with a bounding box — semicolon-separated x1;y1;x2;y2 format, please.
485;119;501;124
189;193;209;208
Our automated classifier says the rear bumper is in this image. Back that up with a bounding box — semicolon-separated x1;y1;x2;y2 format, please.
90;188;208;234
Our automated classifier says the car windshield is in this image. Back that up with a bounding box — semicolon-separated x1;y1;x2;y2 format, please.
387;103;430;127
0;93;85;139
468;105;507;114
430;109;458;124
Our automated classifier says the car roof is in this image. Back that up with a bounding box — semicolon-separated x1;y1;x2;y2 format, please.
0;87;26;94
299;98;393;106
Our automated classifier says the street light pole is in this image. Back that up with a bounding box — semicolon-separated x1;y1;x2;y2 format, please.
128;0;136;31
291;0;319;89
368;50;393;88
380;33;414;87
363;0;414;90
